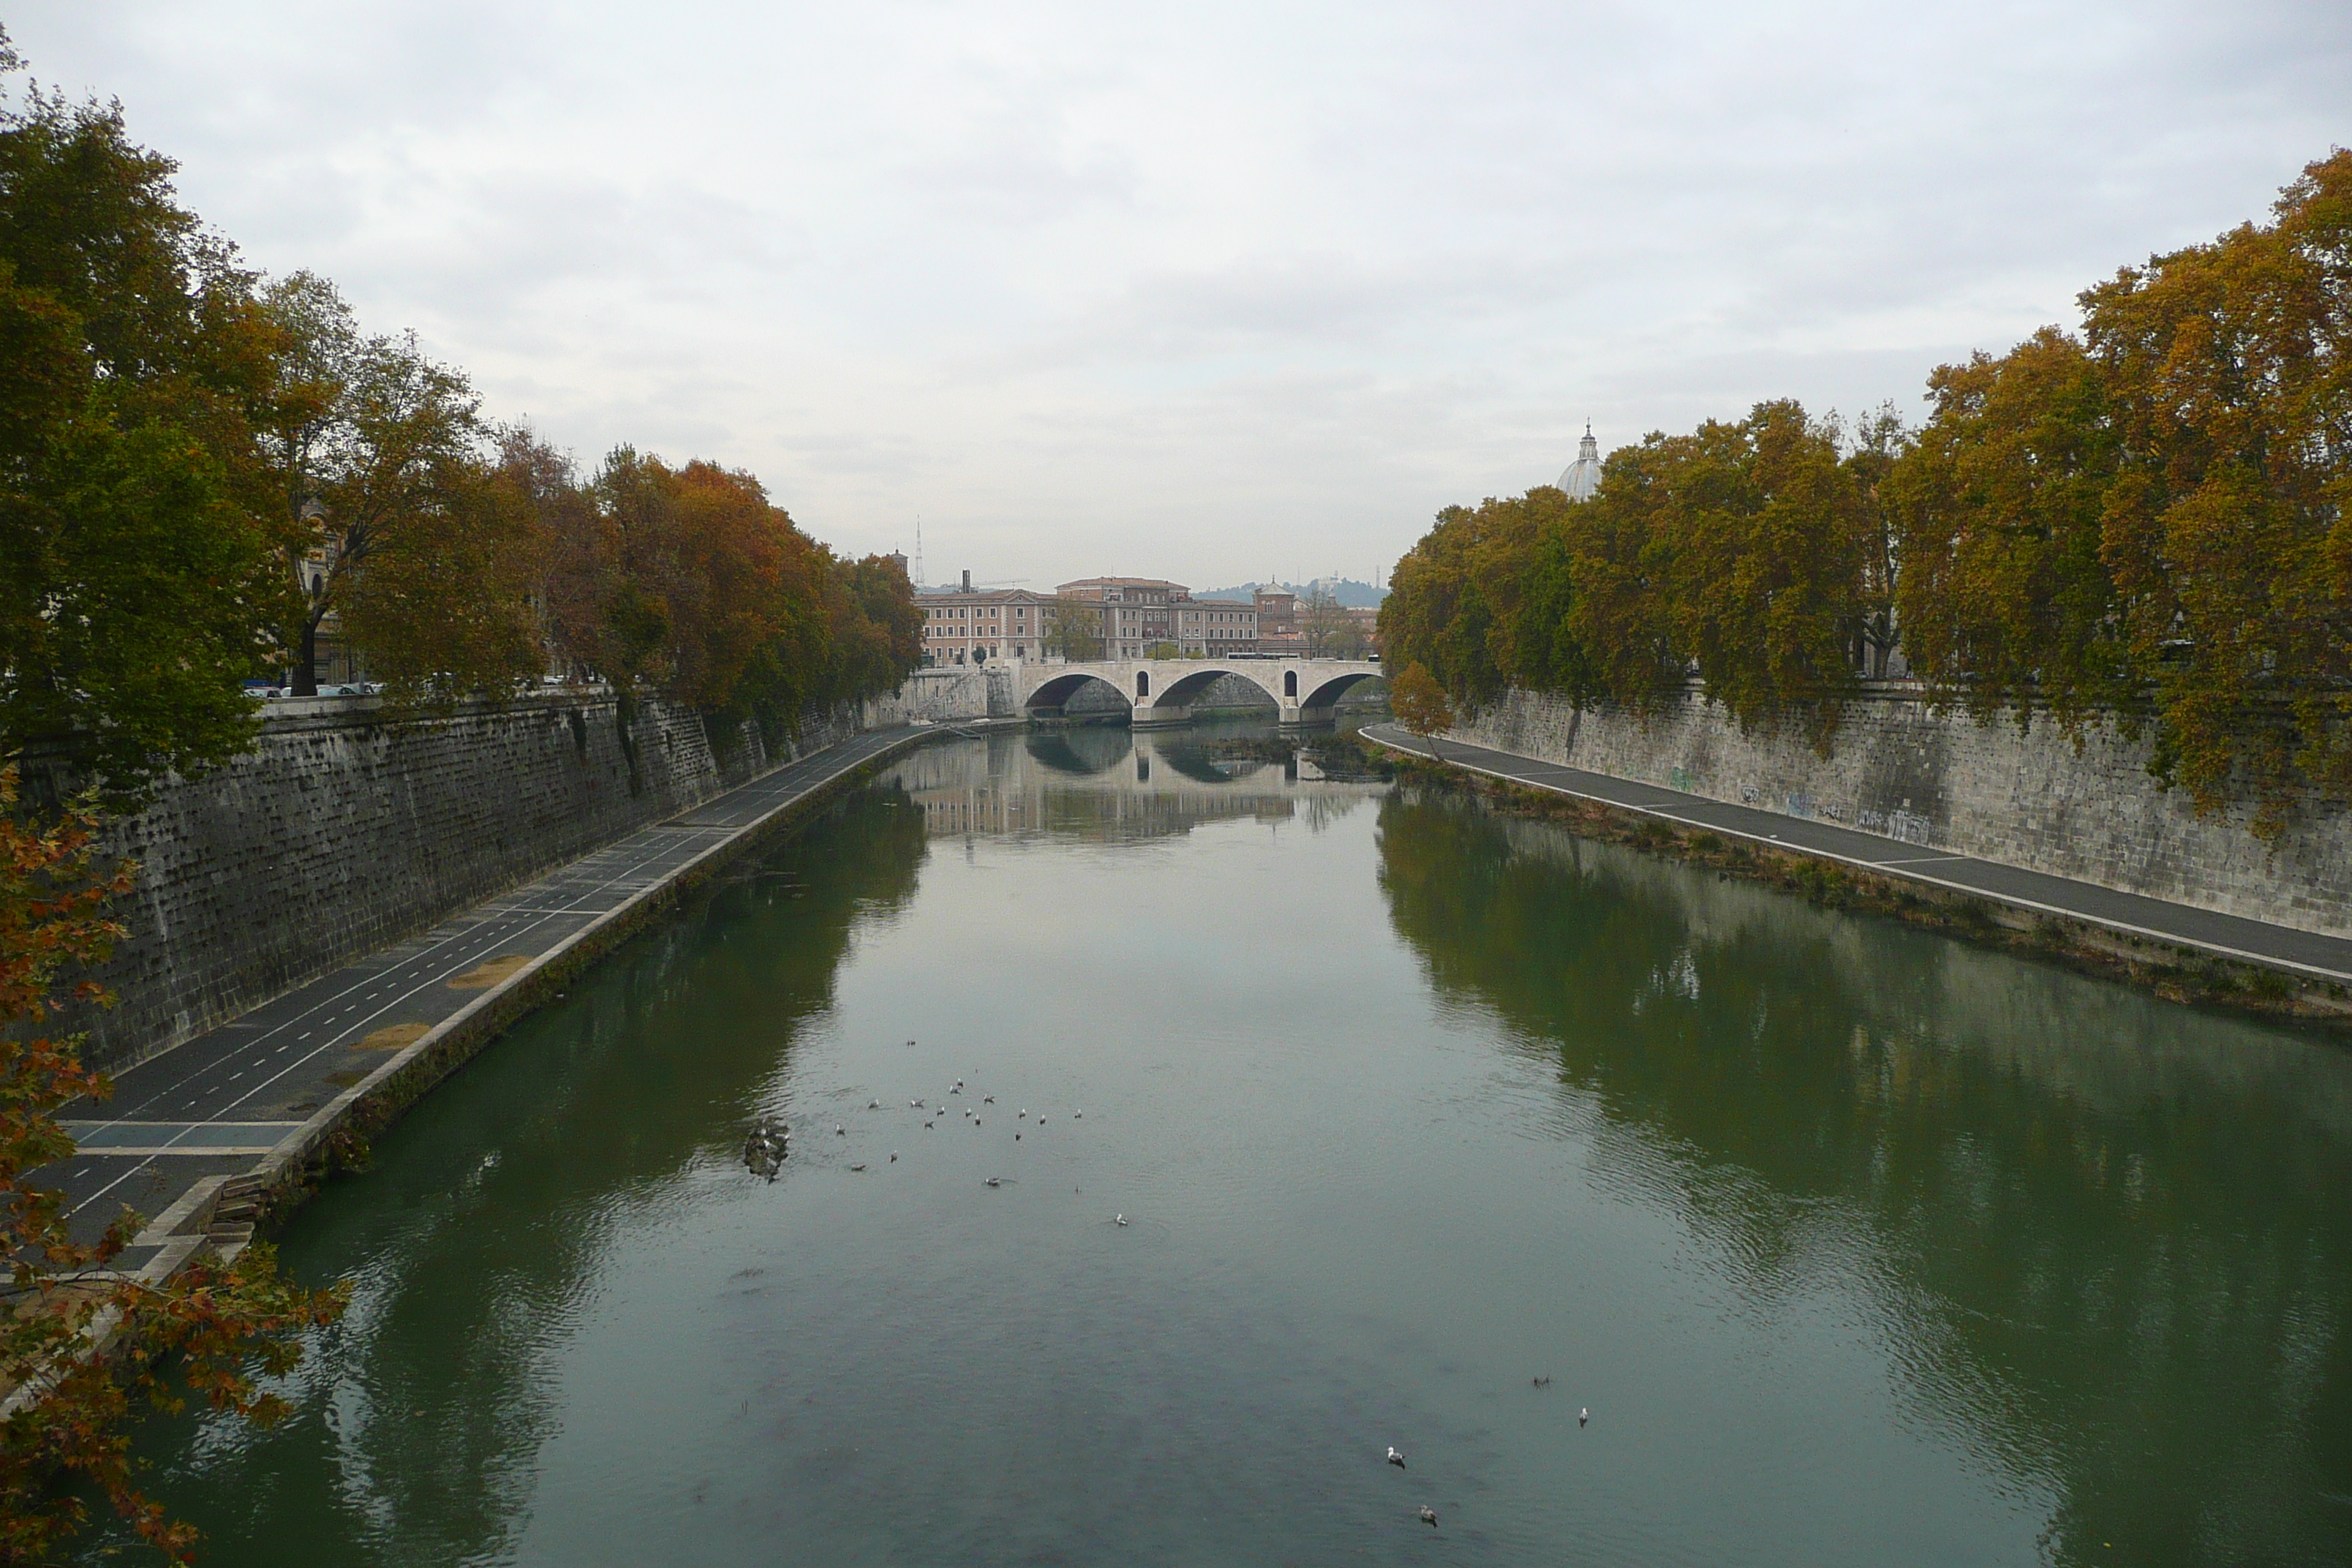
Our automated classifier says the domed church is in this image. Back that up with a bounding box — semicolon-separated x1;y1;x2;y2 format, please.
1556;423;1602;502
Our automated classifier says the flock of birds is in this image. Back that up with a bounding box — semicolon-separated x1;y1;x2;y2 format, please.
738;1045;1117;1220
1384;1390;1588;1531
739;1039;1593;1536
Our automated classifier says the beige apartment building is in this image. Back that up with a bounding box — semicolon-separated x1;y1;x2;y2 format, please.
1172;598;1257;655
918;574;1049;663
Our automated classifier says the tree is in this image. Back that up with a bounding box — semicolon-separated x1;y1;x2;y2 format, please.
0;50;284;796
336;451;550;704
1041;597;1103;661
1842;402;1909;680
2081;149;2352;826
1301;587;1352;657
1389;661;1455;762
0;764;347;1561
1646;401;1866;750
256;274;487;696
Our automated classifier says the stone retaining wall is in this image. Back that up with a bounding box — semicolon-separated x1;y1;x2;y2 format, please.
57;693;868;1070
1451;685;2352;939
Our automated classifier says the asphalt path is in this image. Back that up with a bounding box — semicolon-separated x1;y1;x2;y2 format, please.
1362;723;2352;984
42;724;926;1263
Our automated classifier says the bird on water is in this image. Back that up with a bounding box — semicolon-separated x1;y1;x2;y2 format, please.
1387;1447;1406;1469
1419;1507;1438;1529
1115;1214;1128;1226
1580;1407;1589;1427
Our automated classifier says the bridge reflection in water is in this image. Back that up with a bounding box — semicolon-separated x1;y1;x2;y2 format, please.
896;723;1383;843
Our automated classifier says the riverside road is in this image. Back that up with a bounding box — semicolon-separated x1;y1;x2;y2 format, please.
1362;723;2352;983
41;725;927;1272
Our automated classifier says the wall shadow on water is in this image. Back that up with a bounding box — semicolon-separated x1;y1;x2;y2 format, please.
77;789;930;1567
1373;788;2352;1567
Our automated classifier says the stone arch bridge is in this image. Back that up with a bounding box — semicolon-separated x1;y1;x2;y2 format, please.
1017;658;1387;726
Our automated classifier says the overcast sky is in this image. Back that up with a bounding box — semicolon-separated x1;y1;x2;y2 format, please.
13;2;2349;589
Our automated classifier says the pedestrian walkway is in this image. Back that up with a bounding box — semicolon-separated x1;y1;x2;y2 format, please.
42;724;930;1280
1362;723;2352;984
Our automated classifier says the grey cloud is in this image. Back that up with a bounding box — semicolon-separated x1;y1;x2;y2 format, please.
11;0;2350;588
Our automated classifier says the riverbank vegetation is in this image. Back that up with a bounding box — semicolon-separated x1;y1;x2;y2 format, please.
0;29;913;1559
1381;153;2352;830
0;30;917;802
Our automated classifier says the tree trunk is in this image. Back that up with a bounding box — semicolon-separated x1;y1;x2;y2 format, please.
291;615;321;696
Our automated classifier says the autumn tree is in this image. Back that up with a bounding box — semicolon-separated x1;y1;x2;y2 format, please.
336;452;549;704
0;767;347;1561
1300;587;1352;657
1646;402;1867;748
1042;597;1104;661
0;49;284;796
2080;149;2352;823
1388;662;1456;762
256;274;491;696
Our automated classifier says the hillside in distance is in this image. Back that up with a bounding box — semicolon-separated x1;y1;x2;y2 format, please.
1198;578;1387;608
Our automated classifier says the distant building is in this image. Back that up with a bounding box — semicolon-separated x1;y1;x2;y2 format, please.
1057;577;1189;658
1557;423;1603;502
917;570;1050;663
1173;598;1257;655
1252;587;1302;654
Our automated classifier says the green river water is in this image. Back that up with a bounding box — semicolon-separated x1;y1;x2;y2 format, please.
83;725;2352;1565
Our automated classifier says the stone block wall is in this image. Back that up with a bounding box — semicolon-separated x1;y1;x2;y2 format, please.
1452;685;2352;938
867;666;1015;724
57;693;867;1070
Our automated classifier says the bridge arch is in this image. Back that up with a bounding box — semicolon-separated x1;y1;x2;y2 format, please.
1301;671;1387;712
1024;670;1131;719
1148;666;1278;713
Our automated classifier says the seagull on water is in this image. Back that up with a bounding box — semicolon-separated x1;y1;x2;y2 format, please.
984;1177;1002;1187
1115;1214;1128;1226
982;1095;995;1104
1419;1507;1438;1529
849;1164;867;1172
834;1126;845;1136
889;1153;897;1162
1074;1109;1083;1119
911;1098;925;1109
1580;1407;1589;1427
1531;1376;1551;1389
1387;1447;1406;1469
868;1100;880;1109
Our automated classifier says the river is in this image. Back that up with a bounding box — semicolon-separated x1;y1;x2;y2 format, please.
83;723;2352;1564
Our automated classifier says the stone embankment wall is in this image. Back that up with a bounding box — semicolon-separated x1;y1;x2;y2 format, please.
1451;685;2352;939
60;693;870;1070
867;666;1017;723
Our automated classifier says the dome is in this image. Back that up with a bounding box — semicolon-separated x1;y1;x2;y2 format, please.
1556;423;1602;502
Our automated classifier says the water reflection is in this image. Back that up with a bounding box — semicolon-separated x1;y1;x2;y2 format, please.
907;723;1379;843
1375;788;2352;1563
84;742;2352;1567
83;793;929;1564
